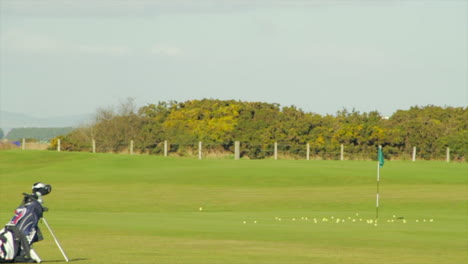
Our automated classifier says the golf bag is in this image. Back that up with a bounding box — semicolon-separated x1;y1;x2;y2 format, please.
0;183;51;263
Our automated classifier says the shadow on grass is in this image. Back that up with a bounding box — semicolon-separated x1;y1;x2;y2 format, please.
43;258;88;262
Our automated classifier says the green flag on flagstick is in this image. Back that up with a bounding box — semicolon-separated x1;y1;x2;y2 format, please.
376;146;384;219
378;146;384;168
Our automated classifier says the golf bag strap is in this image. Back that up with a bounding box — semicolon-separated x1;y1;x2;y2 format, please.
4;226;33;262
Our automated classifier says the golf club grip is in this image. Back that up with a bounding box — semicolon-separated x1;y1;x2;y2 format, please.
42;217;70;262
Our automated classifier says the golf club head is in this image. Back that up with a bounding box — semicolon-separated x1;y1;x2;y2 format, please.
32;183;52;196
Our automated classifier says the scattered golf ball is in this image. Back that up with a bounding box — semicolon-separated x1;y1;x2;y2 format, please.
243;221;246;224
199;207;203;211
356;213;359;216
403;220;407;224
292;218;296;221
393;215;396;218
416;219;419;222
254;220;257;224
429;219;434;222
352;219;356;222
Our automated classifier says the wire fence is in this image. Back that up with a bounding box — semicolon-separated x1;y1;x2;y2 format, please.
4;138;465;162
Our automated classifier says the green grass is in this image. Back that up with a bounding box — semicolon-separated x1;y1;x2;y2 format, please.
0;150;466;264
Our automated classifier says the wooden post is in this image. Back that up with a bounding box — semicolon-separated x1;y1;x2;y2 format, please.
306;143;310;161
412;146;416;162
22;138;25;150
57;139;61;152
130;140;134;155
92;139;96;153
234;141;240;160
198;141;202;160
340;144;344;161
164;141;168;157
274;142;278;160
446;147;450;163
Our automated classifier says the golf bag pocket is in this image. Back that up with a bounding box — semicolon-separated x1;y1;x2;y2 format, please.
0;228;18;263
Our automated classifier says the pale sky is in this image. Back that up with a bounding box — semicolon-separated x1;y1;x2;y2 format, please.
0;0;467;118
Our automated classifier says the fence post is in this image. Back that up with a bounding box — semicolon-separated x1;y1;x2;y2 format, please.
130;140;134;155
340;144;344;161
234;141;240;160
412;146;416;162
57;139;61;152
306;143;310;161
446;147;450;163
92;139;96;153
198;141;202;160
22;138;25;150
164;141;168;157
274;142;278;160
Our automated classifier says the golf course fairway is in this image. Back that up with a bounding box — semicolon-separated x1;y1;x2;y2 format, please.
0;150;466;264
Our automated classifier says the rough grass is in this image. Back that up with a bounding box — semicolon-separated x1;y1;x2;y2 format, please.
0;150;466;264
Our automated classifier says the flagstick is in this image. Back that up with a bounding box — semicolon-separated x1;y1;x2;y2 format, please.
376;161;380;220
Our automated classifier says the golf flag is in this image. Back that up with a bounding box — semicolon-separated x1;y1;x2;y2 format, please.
378;146;384;168
376;146;383;219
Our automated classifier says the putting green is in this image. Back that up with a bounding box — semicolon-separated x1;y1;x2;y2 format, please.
0;150;466;264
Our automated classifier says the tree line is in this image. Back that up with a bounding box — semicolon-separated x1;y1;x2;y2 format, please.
52;99;467;161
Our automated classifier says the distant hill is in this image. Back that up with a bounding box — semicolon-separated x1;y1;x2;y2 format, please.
0;111;92;136
6;127;75;141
